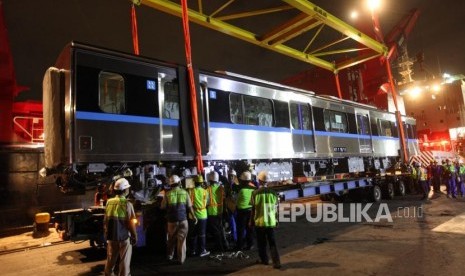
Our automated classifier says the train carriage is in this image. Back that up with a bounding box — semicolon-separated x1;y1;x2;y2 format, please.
43;42;419;200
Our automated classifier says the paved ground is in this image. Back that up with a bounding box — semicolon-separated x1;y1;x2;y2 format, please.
1;189;465;275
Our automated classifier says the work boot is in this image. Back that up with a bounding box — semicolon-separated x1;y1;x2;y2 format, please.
270;246;281;269
256;259;269;265
200;250;210;257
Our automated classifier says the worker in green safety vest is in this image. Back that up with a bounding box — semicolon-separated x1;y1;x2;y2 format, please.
234;171;256;251
206;171;230;251
410;162;419;194
187;174;210;257
104;178;137;276
445;159;457;198
161;175;197;265
417;163;429;200
457;162;465;197
250;171;281;269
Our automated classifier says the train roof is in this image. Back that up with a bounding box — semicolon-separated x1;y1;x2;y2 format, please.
60;41;415;121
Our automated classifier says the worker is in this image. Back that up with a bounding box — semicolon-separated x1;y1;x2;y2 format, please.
410;162;418;194
94;183;108;206
206;171;229;252
188;174;210;257
235;171;256;251
457;161;465;197
161;175;197;264
104;178;137;276
250;171;281;269
431;160;442;193
445;159;457;198
224;169;238;244
417;163;429;200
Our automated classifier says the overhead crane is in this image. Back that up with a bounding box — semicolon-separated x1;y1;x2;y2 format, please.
133;0;387;74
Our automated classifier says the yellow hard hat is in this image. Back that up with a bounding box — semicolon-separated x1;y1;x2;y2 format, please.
257;171;271;182
194;174;204;183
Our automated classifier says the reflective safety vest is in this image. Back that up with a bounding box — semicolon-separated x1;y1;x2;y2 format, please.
447;164;456;177
165;187;189;222
189;186;208;219
252;188;278;227
105;195;130;241
411;167;418;180
207;183;224;216
419;167;427;181
459;165;465;176
237;185;255;210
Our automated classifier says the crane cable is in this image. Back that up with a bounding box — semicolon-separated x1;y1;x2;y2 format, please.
131;1;203;172
181;0;204;172
131;4;140;55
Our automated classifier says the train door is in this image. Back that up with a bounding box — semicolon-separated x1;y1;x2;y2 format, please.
356;113;372;153
159;72;181;153
290;102;315;153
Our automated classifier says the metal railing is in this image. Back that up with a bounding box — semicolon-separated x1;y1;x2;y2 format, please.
13;116;44;143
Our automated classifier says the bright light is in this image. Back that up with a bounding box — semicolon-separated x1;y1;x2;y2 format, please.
432;84;441;92
409;86;422;98
350;10;359;19
367;0;381;11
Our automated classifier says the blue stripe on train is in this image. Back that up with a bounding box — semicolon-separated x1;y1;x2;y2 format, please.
75;113;417;143
75;111;179;126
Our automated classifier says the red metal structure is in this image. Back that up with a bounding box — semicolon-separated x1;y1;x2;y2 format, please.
0;2;43;145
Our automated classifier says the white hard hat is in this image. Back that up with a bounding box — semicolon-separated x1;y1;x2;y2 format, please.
168;175;181;185
114;178;130;191
257;171;271;182
240;171;252;181
208;171;219;182
230;170;237;176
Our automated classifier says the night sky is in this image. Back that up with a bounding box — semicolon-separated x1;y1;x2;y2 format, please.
3;0;465;101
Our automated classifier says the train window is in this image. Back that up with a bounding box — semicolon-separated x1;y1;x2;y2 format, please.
230;93;243;124
391;122;399;137
163;81;180;119
243;95;273;126
290;103;299;129
324;110;348;133
98;71;126;114
356;114;370;135
388;121;397;138
404;123;416;139
370;117;379;136
378;119;393;137
209;88;231;123
347;113;357;134
290;102;312;130
412;124;417;139
274;101;290;128
313;107;325;131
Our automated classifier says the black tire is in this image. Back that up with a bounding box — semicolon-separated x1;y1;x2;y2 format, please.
319;193;333;201
383;182;395;200
369;185;382;202
396;180;406;197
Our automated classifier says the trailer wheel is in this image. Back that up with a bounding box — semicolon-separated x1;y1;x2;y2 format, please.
383;182;395;200
369;185;382;202
396;180;406;197
319;193;333;202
